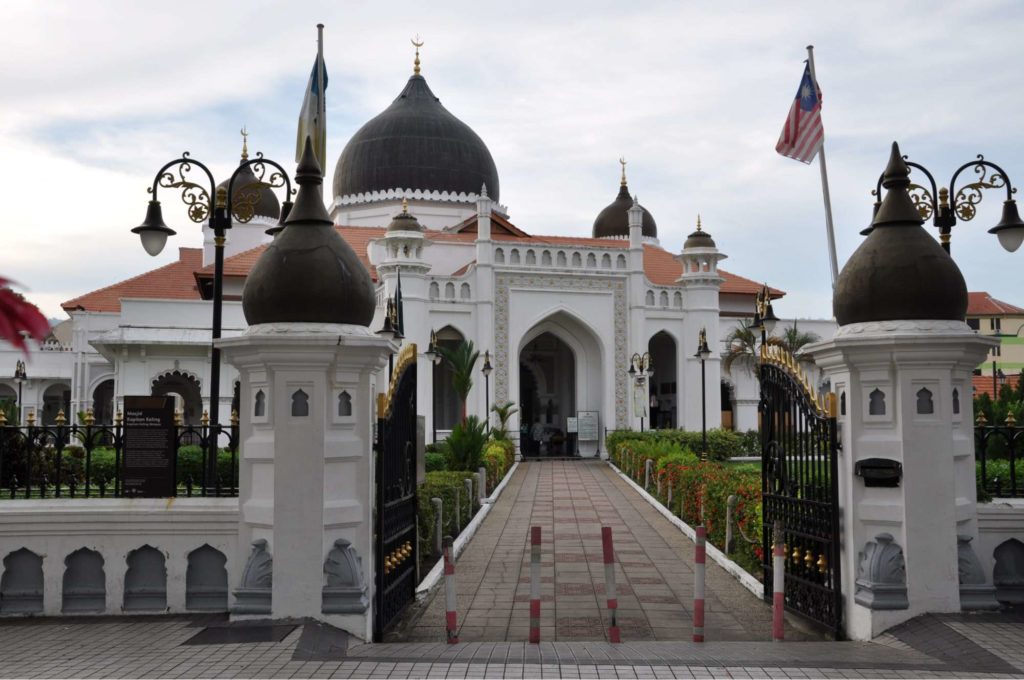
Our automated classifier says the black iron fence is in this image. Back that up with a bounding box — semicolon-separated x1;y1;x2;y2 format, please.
0;418;239;499
976;419;1024;498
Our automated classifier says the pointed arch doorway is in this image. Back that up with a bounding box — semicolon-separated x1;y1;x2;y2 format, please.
519;332;576;457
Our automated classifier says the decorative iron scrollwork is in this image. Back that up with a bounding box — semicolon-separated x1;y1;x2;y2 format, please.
953;156;1015;222
150;153;211;223
231;153;292;224
907;183;934;220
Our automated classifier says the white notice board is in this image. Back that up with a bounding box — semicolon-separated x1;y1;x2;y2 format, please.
576;411;599;441
566;417;578;433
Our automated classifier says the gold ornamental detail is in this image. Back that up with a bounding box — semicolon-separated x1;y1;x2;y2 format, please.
760;343;837;417
379;343;418;420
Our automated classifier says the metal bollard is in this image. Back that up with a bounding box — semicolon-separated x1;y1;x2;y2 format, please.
478;467;487;500
454;486;461;535
443;536;458;644
773;520;785;642
645;459;653;490
725;495;738;554
431;497;443;556
529;526;541;644
667;481;673;508
694;525;706;642
602;526;620;643
656;469;661;497
464;478;474;514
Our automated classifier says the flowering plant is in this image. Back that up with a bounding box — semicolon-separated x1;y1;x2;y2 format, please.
0;279;49;353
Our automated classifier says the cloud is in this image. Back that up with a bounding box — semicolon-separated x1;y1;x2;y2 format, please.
2;0;1024;319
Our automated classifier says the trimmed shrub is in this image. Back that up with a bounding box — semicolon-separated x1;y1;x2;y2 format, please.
417;470;479;572
607;428;747;463
482;440;512;489
425;451;447;472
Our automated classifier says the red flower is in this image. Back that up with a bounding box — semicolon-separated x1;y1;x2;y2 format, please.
0;280;49;354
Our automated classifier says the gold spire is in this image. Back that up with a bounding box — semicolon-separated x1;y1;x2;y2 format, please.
619;157;627;186
240;126;249;161
696;214;702;231
411;35;424;75
402;197;409;214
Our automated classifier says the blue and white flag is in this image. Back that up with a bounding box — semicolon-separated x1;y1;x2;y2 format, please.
296;52;328;169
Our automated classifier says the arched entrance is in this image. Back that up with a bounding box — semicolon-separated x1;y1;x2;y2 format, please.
91;379;114;425
519;332;576;456
151;370;202;425
41;383;71;425
647;331;677;430
432;326;464;436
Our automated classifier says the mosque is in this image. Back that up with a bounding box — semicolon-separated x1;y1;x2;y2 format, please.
1;52;796;456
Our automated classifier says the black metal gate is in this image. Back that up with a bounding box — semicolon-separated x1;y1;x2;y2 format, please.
374;343;418;641
759;344;842;638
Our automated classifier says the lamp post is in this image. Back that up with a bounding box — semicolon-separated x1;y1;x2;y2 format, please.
749;284;779;348
628;352;653;432
376;296;403;377
132;150;293;490
13;360;26;426
695;328;712;459
424;330;442;443
481;350;492;430
862;154;1024;254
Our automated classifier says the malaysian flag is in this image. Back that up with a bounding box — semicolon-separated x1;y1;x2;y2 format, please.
776;63;823;163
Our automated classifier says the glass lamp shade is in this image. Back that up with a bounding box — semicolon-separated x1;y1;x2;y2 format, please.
132;200;176;256
481;352;493;377
762;302;780;336
990;200;1024;253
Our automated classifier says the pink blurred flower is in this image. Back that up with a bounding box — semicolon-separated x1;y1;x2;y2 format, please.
0;278;49;354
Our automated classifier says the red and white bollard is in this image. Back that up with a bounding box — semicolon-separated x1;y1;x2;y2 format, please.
529;526;541;644
773;521;785;642
443;535;458;644
693;525;706;642
602;526;620;643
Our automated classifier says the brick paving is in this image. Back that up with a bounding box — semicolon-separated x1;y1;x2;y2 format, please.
396;460;806;643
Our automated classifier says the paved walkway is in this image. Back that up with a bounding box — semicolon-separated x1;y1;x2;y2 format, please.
396;460;805;643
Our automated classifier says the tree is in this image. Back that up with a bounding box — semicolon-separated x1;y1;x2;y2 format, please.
437;339;480;423
490;401;519;441
722;320;790;379
778;320;820;356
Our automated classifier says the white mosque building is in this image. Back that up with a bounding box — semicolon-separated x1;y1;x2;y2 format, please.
0;56;817;456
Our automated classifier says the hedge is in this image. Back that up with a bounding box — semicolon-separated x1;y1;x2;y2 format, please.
611;434;764;575
417;470;480;573
607;428;756;462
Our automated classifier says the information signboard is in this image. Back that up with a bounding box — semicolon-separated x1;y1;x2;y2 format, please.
576;411;599;441
566;417;578;434
122;395;176;498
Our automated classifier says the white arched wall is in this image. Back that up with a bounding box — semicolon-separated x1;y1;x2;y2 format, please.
511;308;607;458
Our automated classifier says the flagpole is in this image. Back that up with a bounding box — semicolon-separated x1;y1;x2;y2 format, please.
806;45;839;288
316;23;326;176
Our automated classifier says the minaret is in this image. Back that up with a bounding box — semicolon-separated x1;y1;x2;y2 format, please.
676;216;726;431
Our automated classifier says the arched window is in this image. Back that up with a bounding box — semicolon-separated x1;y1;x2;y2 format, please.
429;282;440;300
557;251;567;267
124;545;167;611
869;389;886;416
445;282;455;299
602;253;612;269
616;254;627;269
571;252;582;267
526;250;536;265
460;283;471;300
916;387;934;415
510;249;521;264
186;545;227;611
542;251;552;266
659;291;669;307
673;292;683;308
645;290;655;306
253;389;265;418
338;391;352;417
952;388;960;415
586;253;597;268
495;248;505;264
291;389;309;417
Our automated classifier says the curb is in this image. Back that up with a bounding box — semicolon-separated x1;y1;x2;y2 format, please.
608;462;764;598
415;461;521;598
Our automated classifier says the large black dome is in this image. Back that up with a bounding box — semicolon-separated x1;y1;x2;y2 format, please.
333;74;500;202
592;184;657;239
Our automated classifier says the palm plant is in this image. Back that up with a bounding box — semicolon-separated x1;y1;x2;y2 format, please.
778;320;820;356
437;339;480;423
490;401;519;441
722;320;762;378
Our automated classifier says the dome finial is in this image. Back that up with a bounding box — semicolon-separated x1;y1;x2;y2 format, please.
240;126;249;162
402;197;409;214
696;214;702;231
411;35;424;75
619;156;627;186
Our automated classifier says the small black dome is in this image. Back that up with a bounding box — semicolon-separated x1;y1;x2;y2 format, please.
244;139;375;326
834;142;967;325
218;159;281;221
592;184;657;239
333;74;500;202
386;201;424;232
683;218;715;249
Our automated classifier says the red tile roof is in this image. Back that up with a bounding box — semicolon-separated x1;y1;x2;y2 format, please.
61;248;203;313
973;373;1021;399
70;228;785;312
967;292;1024;316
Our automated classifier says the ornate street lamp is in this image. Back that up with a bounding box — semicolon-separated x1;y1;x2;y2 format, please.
862;153;1024;253
481;350;493;429
749;284;779;346
629;352;653;432
695;328;712;459
13;360;26;426
424;330;442;442
376;297;403;377
132;148;293;490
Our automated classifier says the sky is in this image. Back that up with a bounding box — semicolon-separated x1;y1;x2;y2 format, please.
2;0;1024;321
